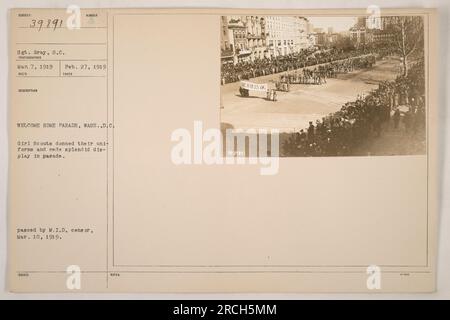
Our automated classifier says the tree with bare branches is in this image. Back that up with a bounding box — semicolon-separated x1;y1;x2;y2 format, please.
390;16;424;76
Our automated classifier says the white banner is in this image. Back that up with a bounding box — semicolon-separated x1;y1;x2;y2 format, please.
240;81;268;92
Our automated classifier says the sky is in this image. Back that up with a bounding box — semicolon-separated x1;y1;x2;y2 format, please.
306;17;357;32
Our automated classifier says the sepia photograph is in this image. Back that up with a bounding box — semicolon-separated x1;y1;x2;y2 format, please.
3;4;443;297
220;15;426;157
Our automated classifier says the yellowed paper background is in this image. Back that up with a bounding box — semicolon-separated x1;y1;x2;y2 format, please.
8;8;438;292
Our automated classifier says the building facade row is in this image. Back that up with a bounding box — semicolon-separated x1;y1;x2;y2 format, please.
221;16;311;64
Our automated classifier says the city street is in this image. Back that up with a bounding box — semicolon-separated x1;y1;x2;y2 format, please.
221;56;400;132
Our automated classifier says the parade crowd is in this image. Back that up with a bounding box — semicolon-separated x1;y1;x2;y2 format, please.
238;53;377;102
221;47;379;84
282;62;426;156
279;55;376;85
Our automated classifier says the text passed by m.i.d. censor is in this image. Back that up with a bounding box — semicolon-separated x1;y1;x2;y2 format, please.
8;8;438;293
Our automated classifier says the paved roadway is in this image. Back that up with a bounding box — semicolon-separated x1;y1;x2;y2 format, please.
220;56;401;133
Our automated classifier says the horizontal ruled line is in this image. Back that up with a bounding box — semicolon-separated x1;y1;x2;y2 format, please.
16;59;107;61
16;75;106;78
16;42;107;45
16;270;432;274
18;26;107;29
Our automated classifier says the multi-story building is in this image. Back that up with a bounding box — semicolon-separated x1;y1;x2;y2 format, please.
227;17;252;63
243;16;267;60
350;26;367;46
297;17;310;50
350;16;398;47
221;16;266;63
306;21;314;34
311;32;327;47
356;17;367;28
369;16;398;45
265;16;309;57
221;15;312;64
220;16;235;64
327;33;339;45
308;33;317;47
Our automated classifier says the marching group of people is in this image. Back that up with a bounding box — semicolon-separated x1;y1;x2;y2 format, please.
239;54;377;100
279;55;376;86
282;62;426;156
221;47;379;85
